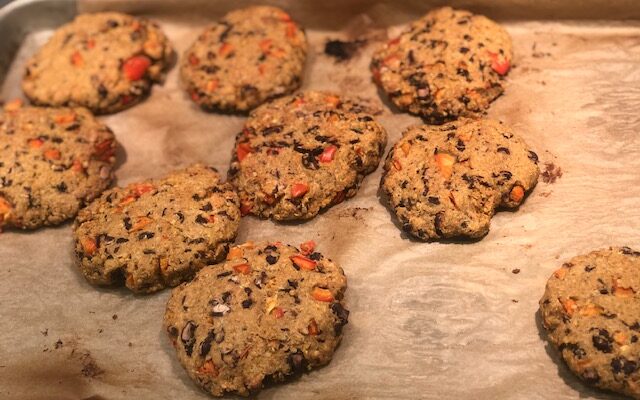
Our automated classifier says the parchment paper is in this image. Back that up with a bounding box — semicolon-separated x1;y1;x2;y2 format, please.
1;1;640;399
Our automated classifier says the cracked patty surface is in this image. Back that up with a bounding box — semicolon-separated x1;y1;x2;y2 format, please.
381;118;539;240
371;7;512;123
0;104;117;229
228;90;387;221
539;247;640;399
181;6;307;112
164;241;349;397
22;12;174;114
73;164;240;294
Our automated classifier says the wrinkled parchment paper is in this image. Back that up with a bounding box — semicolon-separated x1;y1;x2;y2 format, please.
1;1;640;399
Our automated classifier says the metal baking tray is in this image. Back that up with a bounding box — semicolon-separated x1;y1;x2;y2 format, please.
1;1;639;399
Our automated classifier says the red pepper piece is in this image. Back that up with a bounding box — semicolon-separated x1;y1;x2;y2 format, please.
318;145;337;163
28;138;44;149
132;183;154;197
290;254;317;271
299;240;316;255
233;263;251;275
240;200;253;216
81;237;97;255
236;142;253;162
291;183;309;198
312;288;334;302
44;149;61;160
122;55;151;81
272;307;285;319
488;51;510;76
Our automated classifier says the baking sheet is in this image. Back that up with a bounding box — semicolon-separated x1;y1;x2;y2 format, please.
1;0;640;399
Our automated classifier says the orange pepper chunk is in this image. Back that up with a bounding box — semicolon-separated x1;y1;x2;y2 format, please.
308;319;319;335
613;279;636;297
133;183;155;197
130;216;153;232
272;307;285;319
28;138;44;149
119;194;137;206
560;298;577;317
318;145;337;163
285;22;297;39
401;142;411;157
613;331;628;345
290;255;317;271
392;159;402;171
291;183;309;198
3;99;23;111
227;247;243;260
236;142;253;162
188;53;199;66
71;159;84;173
80;237;97;255
240;200;253;216
54;112;76;124
0;197;13;223
299;240;315;255
206;79;219;93
553;268;567;280
197;360;219;377
233;263;252;275
488;51;511;76
122;55;151;81
70;51;84;67
259;39;273;54
435;152;456;179
325;95;341;107
44;149;61;160
218;42;233;57
578;303;603;317
509;186;525;204
312;287;334;302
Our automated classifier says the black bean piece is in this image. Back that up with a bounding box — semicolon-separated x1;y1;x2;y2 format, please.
55;182;68;193
138;231;155;240
287;350;308;374
611;357;637;375
200;330;216;357
98;84;108;99
330;302;349;335
592;329;613;353
181;321;197;357
266;255;278;265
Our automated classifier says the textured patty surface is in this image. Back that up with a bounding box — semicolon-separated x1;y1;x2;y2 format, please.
181;6;307;112
0;103;116;229
22;12;174;114
540;247;640;399
164;241;349;397
73;164;240;294
228;90;387;220
371;7;512;123
381;118;539;240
